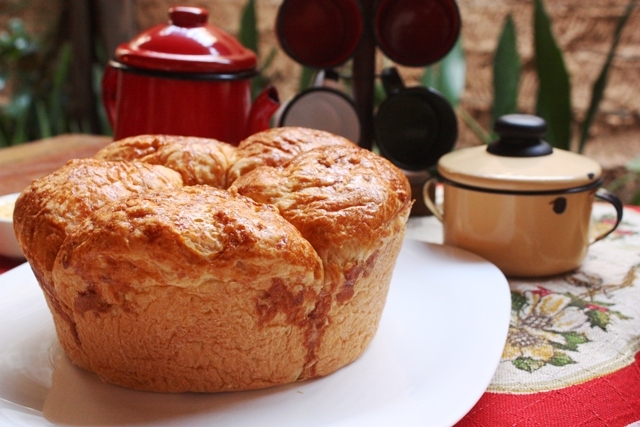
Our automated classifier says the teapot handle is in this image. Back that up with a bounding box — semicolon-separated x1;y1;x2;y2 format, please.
101;64;118;129
422;176;443;222
590;188;624;244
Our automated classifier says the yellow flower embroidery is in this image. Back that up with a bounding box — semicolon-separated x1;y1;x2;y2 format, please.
503;289;590;372
504;265;634;373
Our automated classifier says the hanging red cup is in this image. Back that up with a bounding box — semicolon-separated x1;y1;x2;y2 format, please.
276;0;363;68
374;0;461;67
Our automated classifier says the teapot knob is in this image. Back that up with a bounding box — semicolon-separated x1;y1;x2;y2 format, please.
487;114;553;157
169;6;209;28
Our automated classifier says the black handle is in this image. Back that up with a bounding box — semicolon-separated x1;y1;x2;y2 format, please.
592;188;624;243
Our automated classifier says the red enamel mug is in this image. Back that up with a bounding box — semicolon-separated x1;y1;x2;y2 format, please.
276;0;461;68
102;6;279;145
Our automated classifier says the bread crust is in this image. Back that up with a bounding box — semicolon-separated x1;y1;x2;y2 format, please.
52;186;324;392
14;128;412;393
230;144;412;377
227;127;355;184
95;134;236;188
13;158;183;291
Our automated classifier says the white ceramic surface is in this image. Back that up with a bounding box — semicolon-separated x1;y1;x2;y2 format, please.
0;239;510;427
0;192;23;260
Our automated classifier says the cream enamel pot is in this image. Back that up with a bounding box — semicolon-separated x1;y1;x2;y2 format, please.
423;114;623;278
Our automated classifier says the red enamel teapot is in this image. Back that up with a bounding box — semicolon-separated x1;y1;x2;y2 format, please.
102;6;279;145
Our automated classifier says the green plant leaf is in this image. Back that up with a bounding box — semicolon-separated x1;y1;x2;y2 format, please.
49;42;72;135
458;107;493;144
298;66;315;92
421;38;466;107
10;93;31;145
34;99;51;139
534;0;572;150
492;15;521;127
421;65;436;88
238;0;258;54
436;38;466;107
578;0;637;153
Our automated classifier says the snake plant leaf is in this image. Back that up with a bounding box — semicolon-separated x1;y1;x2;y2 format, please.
238;0;266;98
534;0;572;150
578;0;637;153
298;66;315;92
421;38;466;107
626;154;640;173
49;42;72;136
238;0;258;54
492;15;521;127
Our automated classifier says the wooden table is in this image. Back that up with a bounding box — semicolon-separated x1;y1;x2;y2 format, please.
0;134;112;195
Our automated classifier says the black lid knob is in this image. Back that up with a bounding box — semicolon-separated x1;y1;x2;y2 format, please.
487;114;553;157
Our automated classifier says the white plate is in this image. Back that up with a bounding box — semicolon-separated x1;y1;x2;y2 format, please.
0;239;510;427
0;192;24;260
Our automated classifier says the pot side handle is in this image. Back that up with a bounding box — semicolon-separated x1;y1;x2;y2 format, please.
101;64;118;129
422;176;443;222
590;188;624;244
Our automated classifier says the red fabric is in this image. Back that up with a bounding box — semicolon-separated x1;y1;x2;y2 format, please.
456;352;640;427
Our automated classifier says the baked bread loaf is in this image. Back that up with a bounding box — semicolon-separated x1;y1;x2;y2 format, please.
13;127;412;393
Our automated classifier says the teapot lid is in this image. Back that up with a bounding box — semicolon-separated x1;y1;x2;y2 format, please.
114;6;257;75
437;114;602;192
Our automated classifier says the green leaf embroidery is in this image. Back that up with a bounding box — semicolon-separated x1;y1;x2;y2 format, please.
513;357;546;373
511;291;528;312
548;352;576;367
587;309;611;331
549;331;589;351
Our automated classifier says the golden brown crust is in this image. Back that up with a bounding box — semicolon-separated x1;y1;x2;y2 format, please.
230;144;412;259
227;127;354;184
95;134;236;188
15;129;412;393
52;186;324;392
230;144;412;377
13;159;184;379
13;158;183;289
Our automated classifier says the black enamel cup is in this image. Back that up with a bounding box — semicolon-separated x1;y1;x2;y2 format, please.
374;67;457;171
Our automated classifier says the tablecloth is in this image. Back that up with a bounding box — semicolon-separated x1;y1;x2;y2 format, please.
407;204;640;426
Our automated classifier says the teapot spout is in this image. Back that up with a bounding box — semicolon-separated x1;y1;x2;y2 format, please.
246;86;280;138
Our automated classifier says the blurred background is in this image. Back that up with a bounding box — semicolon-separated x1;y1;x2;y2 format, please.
0;0;639;201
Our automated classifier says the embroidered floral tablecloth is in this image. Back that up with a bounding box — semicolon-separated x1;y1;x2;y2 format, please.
407;203;640;426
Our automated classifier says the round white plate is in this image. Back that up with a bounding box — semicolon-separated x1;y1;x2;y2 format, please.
0;239;510;427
